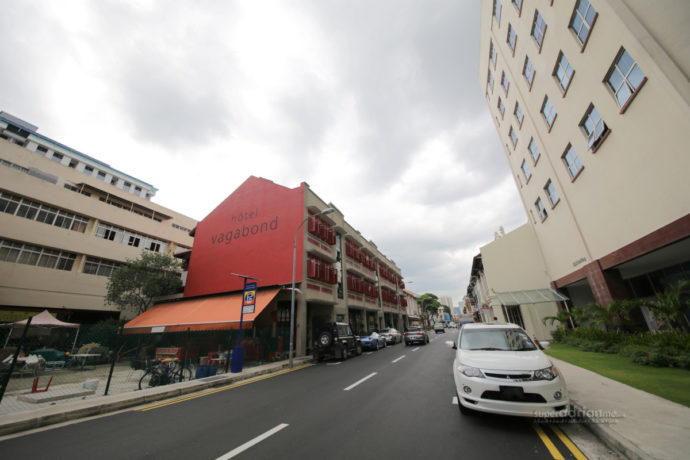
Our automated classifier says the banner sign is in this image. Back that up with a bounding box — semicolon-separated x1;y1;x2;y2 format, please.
242;282;257;314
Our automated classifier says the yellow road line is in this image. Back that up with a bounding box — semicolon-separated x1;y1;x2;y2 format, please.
137;363;312;412
550;425;588;460
532;423;565;460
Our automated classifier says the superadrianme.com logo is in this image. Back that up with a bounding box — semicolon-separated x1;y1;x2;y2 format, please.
534;407;622;424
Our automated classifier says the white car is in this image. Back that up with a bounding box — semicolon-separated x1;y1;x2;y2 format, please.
452;323;569;418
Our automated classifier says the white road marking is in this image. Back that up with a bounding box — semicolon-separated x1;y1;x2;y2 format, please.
344;372;377;391
326;362;342;366
392;355;405;363
452;396;459;405
412;347;420;352
216;423;289;459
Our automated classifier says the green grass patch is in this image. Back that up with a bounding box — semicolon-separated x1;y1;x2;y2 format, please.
545;343;690;407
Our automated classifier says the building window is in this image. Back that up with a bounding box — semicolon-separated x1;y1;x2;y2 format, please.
68;159;78;169
528;138;541;163
554;52;574;94
541;96;557;129
493;0;502;24
507;24;517;53
535;197;548;221
523;56;535;88
97;171;106;181
512;0;522;14
545;180;559;207
95;222;166;253
36;146;48;155
606;48;646;111
83;256;120;277
0;191;89;233
123;182;131;192
111;177;118;185
0;238;75;271
51;152;64;163
498;97;505;117
509;126;518;147
580;105;609;151
84;165;94;175
562;144;584;180
490;41;497;68
521;159;532;181
570;0;597;47
531;10;547;50
487;69;495;92
501;71;510;94
514;102;524;126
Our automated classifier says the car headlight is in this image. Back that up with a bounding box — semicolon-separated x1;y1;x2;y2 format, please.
533;366;559;381
457;364;485;378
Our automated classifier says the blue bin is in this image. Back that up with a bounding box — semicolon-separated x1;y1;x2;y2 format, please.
207;365;217;376
195;365;209;379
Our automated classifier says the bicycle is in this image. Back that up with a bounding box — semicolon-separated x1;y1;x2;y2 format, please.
138;358;193;390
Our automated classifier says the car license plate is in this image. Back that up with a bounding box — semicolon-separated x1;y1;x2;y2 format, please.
499;386;525;399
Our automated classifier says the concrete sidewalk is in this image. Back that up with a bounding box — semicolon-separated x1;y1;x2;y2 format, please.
551;357;690;460
0;356;313;437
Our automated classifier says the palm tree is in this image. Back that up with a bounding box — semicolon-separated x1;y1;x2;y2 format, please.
642;280;690;332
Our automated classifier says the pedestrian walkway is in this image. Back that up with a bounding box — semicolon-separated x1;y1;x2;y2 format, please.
551;357;690;460
0;356;313;437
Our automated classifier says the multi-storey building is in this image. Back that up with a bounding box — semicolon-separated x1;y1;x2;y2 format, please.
0;112;196;322
477;1;690;330
125;176;406;357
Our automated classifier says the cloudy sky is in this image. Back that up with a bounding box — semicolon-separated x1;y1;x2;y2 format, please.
1;0;527;306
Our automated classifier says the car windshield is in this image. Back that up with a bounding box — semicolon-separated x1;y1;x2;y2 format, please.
407;326;421;332
460;328;537;351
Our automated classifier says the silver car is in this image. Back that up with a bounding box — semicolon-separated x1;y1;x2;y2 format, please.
380;328;402;344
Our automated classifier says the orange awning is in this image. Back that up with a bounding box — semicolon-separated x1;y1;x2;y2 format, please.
123;288;280;334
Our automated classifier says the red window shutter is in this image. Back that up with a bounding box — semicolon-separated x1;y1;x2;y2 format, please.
307;258;317;278
308;217;317;234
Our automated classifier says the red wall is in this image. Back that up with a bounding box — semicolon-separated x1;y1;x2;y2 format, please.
184;176;305;297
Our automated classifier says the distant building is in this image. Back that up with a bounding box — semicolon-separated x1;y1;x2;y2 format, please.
0;112;196;322
476;1;690;333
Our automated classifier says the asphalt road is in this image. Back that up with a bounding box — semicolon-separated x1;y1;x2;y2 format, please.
0;331;595;459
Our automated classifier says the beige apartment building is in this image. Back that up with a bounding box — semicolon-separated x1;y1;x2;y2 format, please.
0;112;196;323
476;0;690;332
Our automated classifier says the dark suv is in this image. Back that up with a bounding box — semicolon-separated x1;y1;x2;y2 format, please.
313;322;362;361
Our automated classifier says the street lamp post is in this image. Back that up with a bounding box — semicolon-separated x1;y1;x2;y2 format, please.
290;207;335;368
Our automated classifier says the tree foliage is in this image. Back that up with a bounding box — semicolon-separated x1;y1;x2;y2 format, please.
418;293;441;328
105;252;183;316
642;280;690;332
543;281;690;334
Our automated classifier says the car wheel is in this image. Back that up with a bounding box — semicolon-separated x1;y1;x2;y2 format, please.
356;343;362;355
318;331;333;348
383;340;387;348
342;345;349;360
375;342;379;351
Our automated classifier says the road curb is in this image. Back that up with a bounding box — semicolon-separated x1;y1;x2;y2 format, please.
571;400;649;460
0;357;312;437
